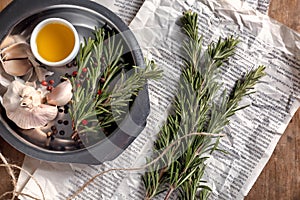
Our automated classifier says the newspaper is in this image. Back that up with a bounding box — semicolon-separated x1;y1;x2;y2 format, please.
90;0;270;24
90;0;144;24
15;0;300;199
242;0;270;13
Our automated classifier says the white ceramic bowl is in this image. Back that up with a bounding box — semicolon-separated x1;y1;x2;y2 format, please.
30;18;80;67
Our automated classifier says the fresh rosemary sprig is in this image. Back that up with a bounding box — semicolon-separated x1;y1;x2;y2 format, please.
142;11;265;200
69;28;107;137
69;28;162;140
102;59;162;126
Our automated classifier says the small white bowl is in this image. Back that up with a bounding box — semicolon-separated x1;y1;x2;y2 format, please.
30;18;80;67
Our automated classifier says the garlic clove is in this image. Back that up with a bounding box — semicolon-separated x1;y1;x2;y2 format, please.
1;42;30;60
0;35;26;49
0;36;15;49
2;58;32;76
46;79;73;106
0;64;14;87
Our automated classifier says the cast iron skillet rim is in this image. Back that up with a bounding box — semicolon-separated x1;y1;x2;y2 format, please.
0;0;148;164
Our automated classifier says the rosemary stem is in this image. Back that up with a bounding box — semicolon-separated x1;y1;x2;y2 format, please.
164;186;175;200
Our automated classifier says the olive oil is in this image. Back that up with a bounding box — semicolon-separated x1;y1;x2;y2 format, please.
36;23;75;62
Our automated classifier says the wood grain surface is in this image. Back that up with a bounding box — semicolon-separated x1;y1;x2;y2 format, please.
0;0;300;199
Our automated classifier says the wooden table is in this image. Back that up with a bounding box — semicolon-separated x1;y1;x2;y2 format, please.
0;0;299;199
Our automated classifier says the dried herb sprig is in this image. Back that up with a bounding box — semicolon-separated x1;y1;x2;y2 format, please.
69;28;162;139
142;11;265;200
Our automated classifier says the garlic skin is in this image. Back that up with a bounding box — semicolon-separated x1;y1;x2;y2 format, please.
2;80;58;129
46;79;73;106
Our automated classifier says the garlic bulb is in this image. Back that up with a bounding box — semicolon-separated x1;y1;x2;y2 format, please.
2;80;58;129
46;79;73;106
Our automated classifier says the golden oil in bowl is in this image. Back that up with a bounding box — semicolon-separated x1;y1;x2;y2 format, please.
30;18;80;67
36;23;75;62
